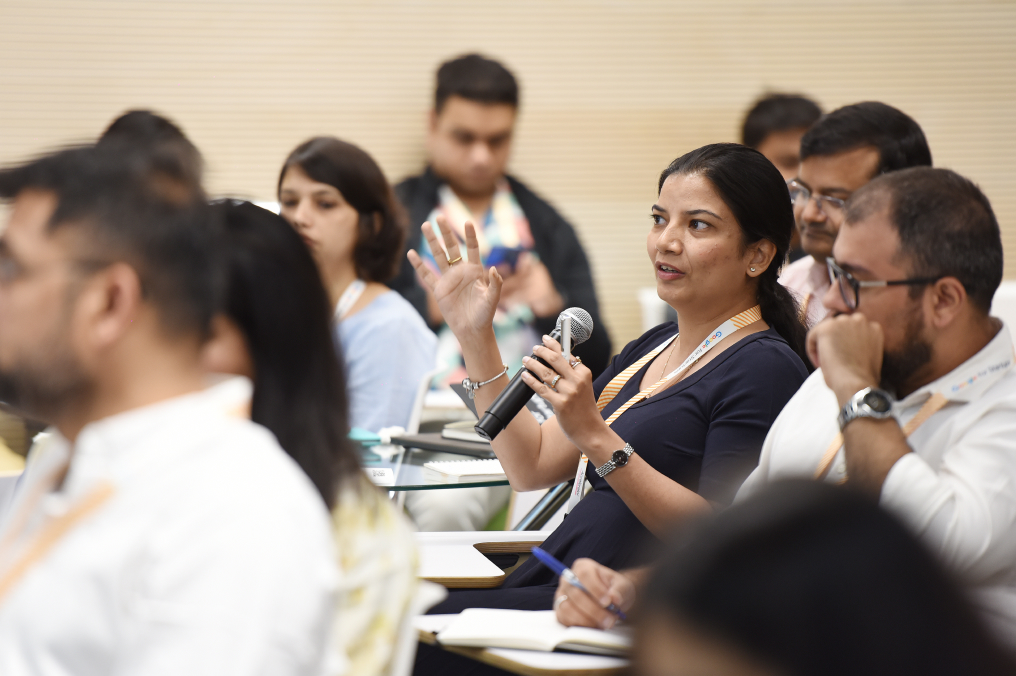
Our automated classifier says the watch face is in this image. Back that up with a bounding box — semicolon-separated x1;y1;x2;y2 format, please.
863;391;892;413
612;449;629;466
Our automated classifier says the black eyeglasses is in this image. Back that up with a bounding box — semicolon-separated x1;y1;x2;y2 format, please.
787;179;847;222
826;258;942;310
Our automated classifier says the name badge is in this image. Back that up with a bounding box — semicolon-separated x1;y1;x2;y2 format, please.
364;467;395;487
565;455;588;514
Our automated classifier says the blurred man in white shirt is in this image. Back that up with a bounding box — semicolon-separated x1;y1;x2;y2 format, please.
0;144;337;675
740;167;1016;646
779;102;931;327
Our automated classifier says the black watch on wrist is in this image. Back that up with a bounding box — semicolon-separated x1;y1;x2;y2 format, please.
837;387;895;431
595;443;634;478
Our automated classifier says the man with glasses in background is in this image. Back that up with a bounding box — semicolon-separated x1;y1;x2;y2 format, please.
779;101;931;326
739;166;1016;647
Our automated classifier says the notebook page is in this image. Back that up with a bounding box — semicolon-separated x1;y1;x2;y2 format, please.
422;458;504;477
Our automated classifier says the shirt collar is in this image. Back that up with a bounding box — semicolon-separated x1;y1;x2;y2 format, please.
58;380;249;493
898;321;1015;408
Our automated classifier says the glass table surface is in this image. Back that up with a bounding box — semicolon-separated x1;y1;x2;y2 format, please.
360;445;510;491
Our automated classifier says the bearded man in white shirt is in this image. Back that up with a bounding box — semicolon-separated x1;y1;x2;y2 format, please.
780;102;932;327
739;166;1016;646
0;145;337;674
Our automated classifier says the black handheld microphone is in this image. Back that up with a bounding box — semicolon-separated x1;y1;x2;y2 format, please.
474;308;594;441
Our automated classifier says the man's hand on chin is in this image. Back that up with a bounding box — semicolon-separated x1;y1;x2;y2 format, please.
807;313;885;406
808;313;913;496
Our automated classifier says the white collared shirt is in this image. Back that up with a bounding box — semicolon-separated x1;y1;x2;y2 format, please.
738;322;1016;644
779;256;832;328
0;381;338;675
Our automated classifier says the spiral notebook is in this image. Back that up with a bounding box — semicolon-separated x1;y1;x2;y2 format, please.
422;458;506;483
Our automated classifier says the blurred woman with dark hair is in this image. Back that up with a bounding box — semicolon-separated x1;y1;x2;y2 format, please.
635;481;1016;676
202;201;418;676
278;137;436;432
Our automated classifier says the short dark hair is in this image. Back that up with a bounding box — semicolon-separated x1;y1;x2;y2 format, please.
0;145;221;338
845;167;1003;313
800;101;932;176
98;109;203;190
642;481;1016;676
278;137;407;283
214;201;361;509
741;93;822;149
435;53;519;113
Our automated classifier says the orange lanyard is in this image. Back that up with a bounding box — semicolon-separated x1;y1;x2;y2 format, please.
596;306;762;425
0;455;116;605
566;306;762;512
815;392;948;481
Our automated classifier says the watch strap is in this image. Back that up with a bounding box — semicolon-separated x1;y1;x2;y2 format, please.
595;443;634;478
837;387;894;431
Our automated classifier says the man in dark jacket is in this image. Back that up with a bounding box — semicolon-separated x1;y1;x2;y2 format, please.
390;53;611;378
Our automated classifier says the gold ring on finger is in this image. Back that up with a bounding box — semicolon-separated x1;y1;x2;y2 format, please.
447;255;462;265
549;375;561;388
569;357;582;369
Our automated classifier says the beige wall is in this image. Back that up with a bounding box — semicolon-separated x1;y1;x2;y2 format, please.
2;0;1014;348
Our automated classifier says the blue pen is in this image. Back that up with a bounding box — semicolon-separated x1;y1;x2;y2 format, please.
531;546;627;621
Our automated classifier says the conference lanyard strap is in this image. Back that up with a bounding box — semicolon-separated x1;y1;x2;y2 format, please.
566;305;762;512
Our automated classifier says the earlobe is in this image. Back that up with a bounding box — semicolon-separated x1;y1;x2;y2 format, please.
748;240;778;276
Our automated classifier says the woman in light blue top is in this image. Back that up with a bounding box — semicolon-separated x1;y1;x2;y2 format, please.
278;137;436;432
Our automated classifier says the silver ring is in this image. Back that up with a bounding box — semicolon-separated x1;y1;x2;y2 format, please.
549;375;561;389
553;594;568;610
569;358;581;369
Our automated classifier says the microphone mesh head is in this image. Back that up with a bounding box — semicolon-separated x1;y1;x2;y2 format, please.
556;307;594;345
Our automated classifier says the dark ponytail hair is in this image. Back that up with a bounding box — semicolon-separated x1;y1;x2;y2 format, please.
658;143;808;365
214;200;362;509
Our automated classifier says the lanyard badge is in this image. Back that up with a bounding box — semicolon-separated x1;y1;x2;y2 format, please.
565;305;762;512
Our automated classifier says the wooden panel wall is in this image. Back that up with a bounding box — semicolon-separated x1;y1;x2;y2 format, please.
2;0;1014;347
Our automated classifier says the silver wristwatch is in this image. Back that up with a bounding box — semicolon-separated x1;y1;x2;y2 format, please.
595;443;634;478
837;387;895;431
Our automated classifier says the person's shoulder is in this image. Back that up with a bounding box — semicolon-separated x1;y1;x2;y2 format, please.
354;292;432;333
394;168;438;201
778;256;818;285
505;174;567;223
393;170;425;194
208;415;315;486
147;409;334;541
716;329;809;383
340;292;436;359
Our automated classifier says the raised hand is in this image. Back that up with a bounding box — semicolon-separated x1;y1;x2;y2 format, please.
407;216;502;341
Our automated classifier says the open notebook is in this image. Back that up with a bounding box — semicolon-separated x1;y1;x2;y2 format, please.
422;458;506;483
434;609;631;656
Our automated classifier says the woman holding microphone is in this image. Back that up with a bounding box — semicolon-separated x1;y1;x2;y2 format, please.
410;144;809;659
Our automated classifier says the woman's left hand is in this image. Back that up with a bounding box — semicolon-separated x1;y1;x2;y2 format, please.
520;335;605;449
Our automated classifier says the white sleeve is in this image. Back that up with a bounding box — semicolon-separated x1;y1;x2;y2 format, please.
880;402;1016;582
733;412;779;504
